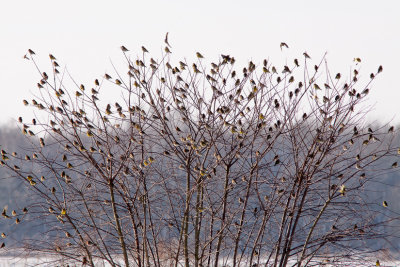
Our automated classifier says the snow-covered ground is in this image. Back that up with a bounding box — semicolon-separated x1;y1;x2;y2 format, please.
0;256;398;267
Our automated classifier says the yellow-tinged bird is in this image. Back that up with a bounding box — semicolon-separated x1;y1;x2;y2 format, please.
196;52;204;58
49;54;56;60
383;201;388;207
61;209;66;215
376;260;380;266
192;63;201;73
165;46;171;53
339;185;346;196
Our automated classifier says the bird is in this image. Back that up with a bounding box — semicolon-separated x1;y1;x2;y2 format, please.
383;201;388;207
378;65;383;73
142;46;148;53
303;52;311;59
339;185;346;196
192;63;201;73
294;59;299;67
280;42;289;50
196;52;204;58
82;256;88;265
164;32;171;47
376;260;380;266
165;46;171;53
28;49;35;55
120;46;129;52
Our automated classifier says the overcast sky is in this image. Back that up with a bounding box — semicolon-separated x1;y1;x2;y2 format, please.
1;0;399;126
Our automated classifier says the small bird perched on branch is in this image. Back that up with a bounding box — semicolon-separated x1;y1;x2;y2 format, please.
280;42;289;50
164;32;171;47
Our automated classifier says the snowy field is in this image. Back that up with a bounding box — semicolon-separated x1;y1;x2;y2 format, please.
0;256;398;267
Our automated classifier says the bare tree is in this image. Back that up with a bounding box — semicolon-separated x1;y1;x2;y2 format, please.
0;41;398;267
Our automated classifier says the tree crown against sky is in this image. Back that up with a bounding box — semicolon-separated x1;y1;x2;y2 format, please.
0;40;399;267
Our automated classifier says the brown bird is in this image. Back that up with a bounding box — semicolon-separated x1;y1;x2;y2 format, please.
164;32;171;47
280;42;289;50
120;46;129;52
303;52;311;59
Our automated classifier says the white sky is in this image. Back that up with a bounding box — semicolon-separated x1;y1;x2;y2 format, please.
0;0;399;125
